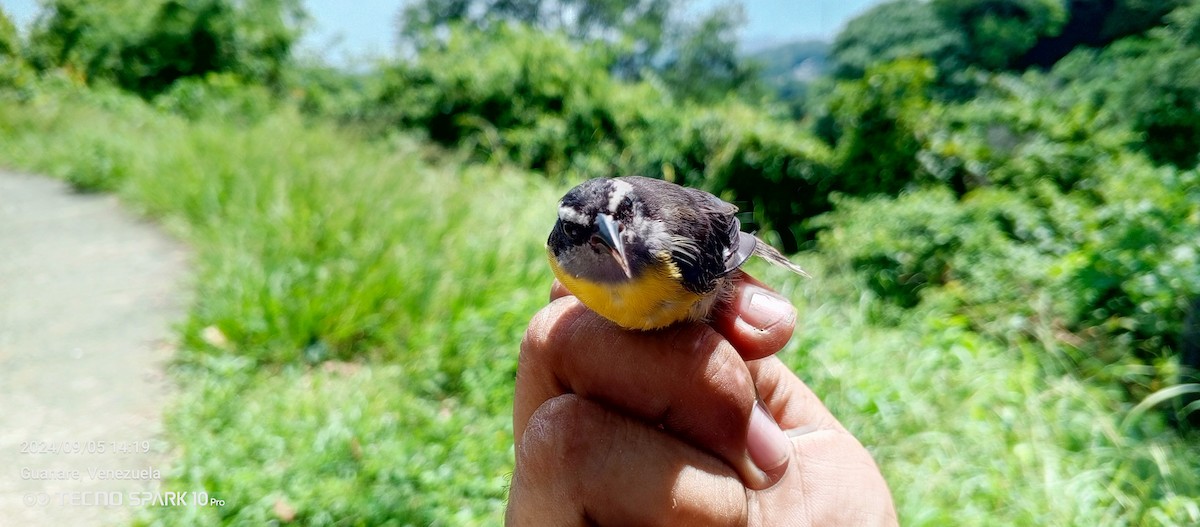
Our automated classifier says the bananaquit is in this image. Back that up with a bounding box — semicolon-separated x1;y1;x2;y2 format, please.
547;176;807;330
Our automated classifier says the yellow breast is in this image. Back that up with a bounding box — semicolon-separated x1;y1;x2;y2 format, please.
547;247;704;330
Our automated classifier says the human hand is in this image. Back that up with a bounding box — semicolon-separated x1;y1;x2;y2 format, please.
507;274;897;525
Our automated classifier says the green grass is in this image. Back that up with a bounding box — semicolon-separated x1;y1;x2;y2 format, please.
1;83;1198;526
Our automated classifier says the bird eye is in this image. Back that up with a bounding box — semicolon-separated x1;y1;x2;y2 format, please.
561;221;585;240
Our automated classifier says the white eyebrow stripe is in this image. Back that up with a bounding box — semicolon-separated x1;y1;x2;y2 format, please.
558;204;591;225
607;179;633;213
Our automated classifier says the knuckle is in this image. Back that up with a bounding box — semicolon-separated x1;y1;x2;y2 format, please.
520;298;581;372
511;394;598;516
700;337;755;405
518;394;597;476
521;303;559;358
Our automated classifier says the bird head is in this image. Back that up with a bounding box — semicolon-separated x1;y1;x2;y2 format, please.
547;178;653;282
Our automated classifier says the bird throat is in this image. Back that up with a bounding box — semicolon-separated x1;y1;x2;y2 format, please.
546;247;710;330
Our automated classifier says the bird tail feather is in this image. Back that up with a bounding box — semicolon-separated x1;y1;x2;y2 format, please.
753;237;811;278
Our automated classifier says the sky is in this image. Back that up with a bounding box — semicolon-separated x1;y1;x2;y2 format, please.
2;0;886;61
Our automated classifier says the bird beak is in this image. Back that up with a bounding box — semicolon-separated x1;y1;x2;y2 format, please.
594;213;632;279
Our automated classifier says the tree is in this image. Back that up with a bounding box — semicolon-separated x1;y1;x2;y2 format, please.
1166;0;1200;46
119;0;306;97
397;0;679;76
658;4;759;104
1100;0;1188;42
1043;2;1200;169
831;0;967;80
931;0;1068;70
27;0;306;97
26;0;147;79
396;0;758;102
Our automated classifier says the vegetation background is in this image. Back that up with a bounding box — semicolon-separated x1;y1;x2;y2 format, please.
2;0;1199;524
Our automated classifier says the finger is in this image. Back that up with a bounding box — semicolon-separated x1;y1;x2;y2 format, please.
549;279;571;301
508;394;748;526
762;429;899;526
745;354;846;435
710;273;797;361
743;356;898;525
517;298;791;489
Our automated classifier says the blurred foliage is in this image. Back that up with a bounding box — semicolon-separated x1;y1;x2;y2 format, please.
0;6;34;98
1042;16;1200;168
813;0;1200;422
831;0;966;81
398;0;677;72
26;0;305;98
815;186;1058;334
1100;0;1190;42
822;58;936;197
25;0;148;81
0;6;19;57
1064;163;1200;362
918;76;1134;194
831;0;1185;90
667;101;834;250
154;72;277;122
932;0;1068;70
396;0;760;103
371;24;655;175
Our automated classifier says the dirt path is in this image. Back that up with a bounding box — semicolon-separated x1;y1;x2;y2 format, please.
0;171;189;526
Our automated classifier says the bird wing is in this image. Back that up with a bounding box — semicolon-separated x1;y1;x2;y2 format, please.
683;187;751;281
687;187;808;278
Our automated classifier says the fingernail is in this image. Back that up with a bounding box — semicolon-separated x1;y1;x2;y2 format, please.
739;288;796;331
784;425;822;438
747;398;790;475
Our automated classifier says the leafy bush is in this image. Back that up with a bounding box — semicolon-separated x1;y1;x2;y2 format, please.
665;102;834;250
819;59;937;198
931;0;1068;70
830;0;967;80
287;62;379;122
25;0;149;81
1043;12;1200;169
814;187;1056;323
62;139;137;192
1116;46;1200;168
820;74;1200;414
154;72;276;122
26;0;305;98
1060;161;1200;362
918;76;1135;194
372;24;649;176
0;7;17;58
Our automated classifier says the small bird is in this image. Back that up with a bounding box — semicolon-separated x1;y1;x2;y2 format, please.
546;176;808;330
